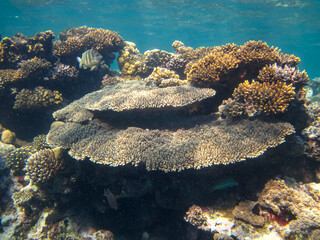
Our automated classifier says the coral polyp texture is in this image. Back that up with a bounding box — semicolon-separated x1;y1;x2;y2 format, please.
231;80;295;115
47;80;295;172
145;67;182;87
13;86;63;110
26;148;63;185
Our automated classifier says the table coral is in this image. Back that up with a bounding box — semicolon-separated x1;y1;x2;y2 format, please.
47;79;295;171
231;80;295;115
13;86;63;110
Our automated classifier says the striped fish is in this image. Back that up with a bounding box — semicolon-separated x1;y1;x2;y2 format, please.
77;49;103;71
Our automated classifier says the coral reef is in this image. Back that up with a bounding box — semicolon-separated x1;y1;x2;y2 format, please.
231;80;295;115
0;31;55;67
13;86;63;110
144;49;174;68
5;145;34;175
26;148;63;185
165;56;189;78
53;27;124;63
0;69;16;90
1;129;16;144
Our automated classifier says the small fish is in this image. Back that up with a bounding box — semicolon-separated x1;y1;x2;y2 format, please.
103;188;118;211
77;49;103;71
211;177;238;191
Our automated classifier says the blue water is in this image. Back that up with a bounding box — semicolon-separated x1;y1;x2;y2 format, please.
0;0;319;78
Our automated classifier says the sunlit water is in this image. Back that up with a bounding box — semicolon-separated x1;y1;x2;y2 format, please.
0;0;319;78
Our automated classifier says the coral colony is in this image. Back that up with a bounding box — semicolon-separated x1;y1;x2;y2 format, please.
1;26;320;239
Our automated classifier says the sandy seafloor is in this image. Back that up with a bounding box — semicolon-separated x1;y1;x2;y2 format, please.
1;0;320;240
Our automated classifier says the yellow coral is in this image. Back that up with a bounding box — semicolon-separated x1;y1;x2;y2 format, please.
145;67;180;86
0;69;15;89
13;86;63;110
232;80;295;115
187;50;241;87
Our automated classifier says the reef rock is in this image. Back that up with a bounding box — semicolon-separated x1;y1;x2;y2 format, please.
47;80;295;172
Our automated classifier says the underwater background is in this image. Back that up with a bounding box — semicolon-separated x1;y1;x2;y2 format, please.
1;0;320;240
1;0;320;78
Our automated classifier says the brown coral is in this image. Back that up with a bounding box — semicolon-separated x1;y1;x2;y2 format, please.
0;69;15;90
257;63;309;90
26;148;63;185
13;57;52;82
144;49;174;68
0;31;55;67
13;86;63;110
232;80;295;115
236;40;280;69
278;53;300;67
186;50;241;88
53;27;124;59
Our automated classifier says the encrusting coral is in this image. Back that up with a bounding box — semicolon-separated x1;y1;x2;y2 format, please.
13;86;63;110
231;80;295;115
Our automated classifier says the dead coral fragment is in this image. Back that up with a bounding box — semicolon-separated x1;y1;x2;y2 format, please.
232;80;295;115
232;201;265;227
187;50;241;87
13;86;63;110
26;148;63;185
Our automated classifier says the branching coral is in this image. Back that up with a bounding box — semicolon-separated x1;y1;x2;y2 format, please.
257;63;309;90
144;49;174;69
232;80;295;115
26;148;63;185
236;40;280;69
145;67;181;86
13;86;63;110
13;57;52;82
53;27;124;60
165;57;189;79
5;146;34;175
186;50;241;87
0;69;16;90
278;53;300;67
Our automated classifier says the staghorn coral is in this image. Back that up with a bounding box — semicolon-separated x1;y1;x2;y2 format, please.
145;67;181;86
236;40;280;69
144;49;174;69
117;42;149;78
186;50;241;88
13;86;63;110
257;63;309;90
13;57;52;82
232;80;295;115
26;147;63;185
0;31;55;67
